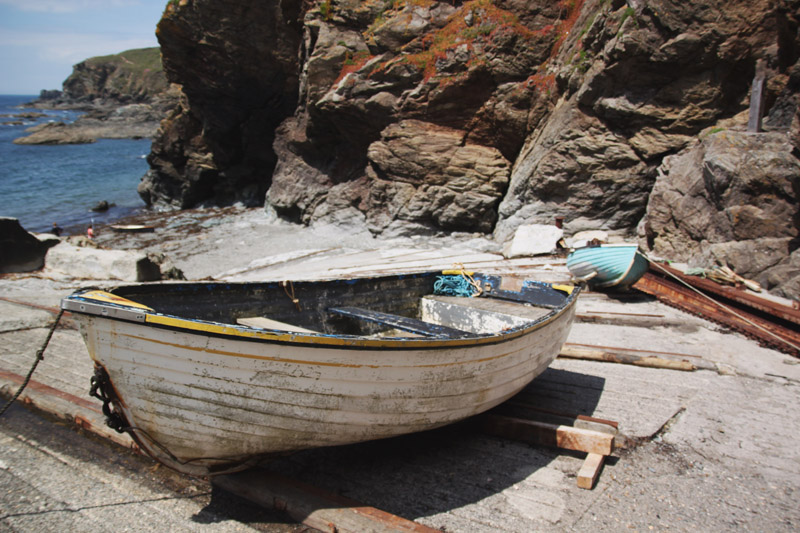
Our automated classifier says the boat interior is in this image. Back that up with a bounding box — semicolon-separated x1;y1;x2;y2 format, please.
104;272;574;339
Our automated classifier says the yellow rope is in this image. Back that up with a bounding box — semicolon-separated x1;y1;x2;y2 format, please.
451;262;483;296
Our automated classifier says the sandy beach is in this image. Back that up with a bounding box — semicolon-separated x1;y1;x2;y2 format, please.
2;206;800;532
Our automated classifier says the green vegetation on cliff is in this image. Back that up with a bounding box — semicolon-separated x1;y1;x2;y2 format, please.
82;47;163;76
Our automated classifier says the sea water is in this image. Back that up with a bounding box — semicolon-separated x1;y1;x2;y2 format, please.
0;94;150;234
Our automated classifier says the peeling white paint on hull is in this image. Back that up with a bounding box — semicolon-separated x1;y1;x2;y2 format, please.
64;273;579;476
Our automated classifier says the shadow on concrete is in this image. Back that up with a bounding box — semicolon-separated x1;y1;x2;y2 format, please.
206;367;606;524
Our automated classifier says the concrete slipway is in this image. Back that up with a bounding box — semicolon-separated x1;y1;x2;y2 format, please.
1;241;799;532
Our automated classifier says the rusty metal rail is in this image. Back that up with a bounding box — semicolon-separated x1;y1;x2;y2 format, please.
633;264;800;357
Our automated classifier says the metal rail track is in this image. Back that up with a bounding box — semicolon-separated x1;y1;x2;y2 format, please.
633;265;800;357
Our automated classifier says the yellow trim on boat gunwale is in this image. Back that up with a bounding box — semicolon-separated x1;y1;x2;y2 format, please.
81;290;154;310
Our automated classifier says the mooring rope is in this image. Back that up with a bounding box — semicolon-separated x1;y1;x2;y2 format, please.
0;308;64;417
434;263;483;297
281;280;301;311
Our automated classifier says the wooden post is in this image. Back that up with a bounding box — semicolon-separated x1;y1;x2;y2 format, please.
748;59;766;132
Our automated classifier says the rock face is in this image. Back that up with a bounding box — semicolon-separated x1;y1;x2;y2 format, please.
640;130;800;297
144;0;800;296
62;47;168;103
45;241;184;282
138;0;303;209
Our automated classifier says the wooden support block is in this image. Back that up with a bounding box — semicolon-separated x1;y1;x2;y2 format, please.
214;468;440;533
577;453;605;490
476;414;614;456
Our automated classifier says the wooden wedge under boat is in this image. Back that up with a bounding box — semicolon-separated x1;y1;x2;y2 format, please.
567;243;649;289
61;271;580;476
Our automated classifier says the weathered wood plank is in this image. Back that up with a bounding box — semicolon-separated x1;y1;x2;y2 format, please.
748;58;766;132
329;306;475;338
213;468;441;533
236;316;317;333
559;345;698;371
577;453;605;489
475;413;614;456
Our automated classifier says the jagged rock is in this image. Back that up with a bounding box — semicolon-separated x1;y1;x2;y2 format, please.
38;89;62;100
13;122;96;145
0;218;57;273
494;103;650;243
140;0;303;209
21;54;179;146
91;200;111;212
640;130;800;298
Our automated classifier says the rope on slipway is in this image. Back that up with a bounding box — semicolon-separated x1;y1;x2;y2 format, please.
0;309;64;418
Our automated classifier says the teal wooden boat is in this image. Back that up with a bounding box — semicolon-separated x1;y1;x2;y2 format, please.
567;243;649;289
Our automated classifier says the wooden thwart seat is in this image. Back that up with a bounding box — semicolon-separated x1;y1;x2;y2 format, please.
236;316;317;334
328;306;476;338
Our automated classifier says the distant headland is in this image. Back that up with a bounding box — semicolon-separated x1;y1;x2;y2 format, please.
14;47;178;146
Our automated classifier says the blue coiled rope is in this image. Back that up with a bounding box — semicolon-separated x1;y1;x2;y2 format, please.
433;275;479;297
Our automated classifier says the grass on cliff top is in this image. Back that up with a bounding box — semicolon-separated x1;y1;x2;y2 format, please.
82;47;163;75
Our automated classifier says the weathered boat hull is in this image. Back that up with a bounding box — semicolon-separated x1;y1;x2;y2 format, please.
567;244;649;289
64;273;579;476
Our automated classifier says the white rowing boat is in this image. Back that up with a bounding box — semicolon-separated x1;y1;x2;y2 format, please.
62;271;580;476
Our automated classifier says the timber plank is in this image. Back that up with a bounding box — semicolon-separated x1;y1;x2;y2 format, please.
559;345;698;371
213;468;440;533
577;453;605;489
329;306;475;338
476;413;614;456
236;316;317;333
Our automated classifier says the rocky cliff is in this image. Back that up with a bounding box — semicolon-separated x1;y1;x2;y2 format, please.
62;47;169;104
20;47;178;145
143;0;800;297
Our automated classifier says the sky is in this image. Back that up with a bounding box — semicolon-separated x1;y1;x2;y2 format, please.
0;0;167;95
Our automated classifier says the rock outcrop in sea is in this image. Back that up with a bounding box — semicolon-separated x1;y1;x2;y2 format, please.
16;47;179;145
133;1;799;298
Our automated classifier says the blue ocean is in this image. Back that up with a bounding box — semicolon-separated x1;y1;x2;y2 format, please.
0;94;150;235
